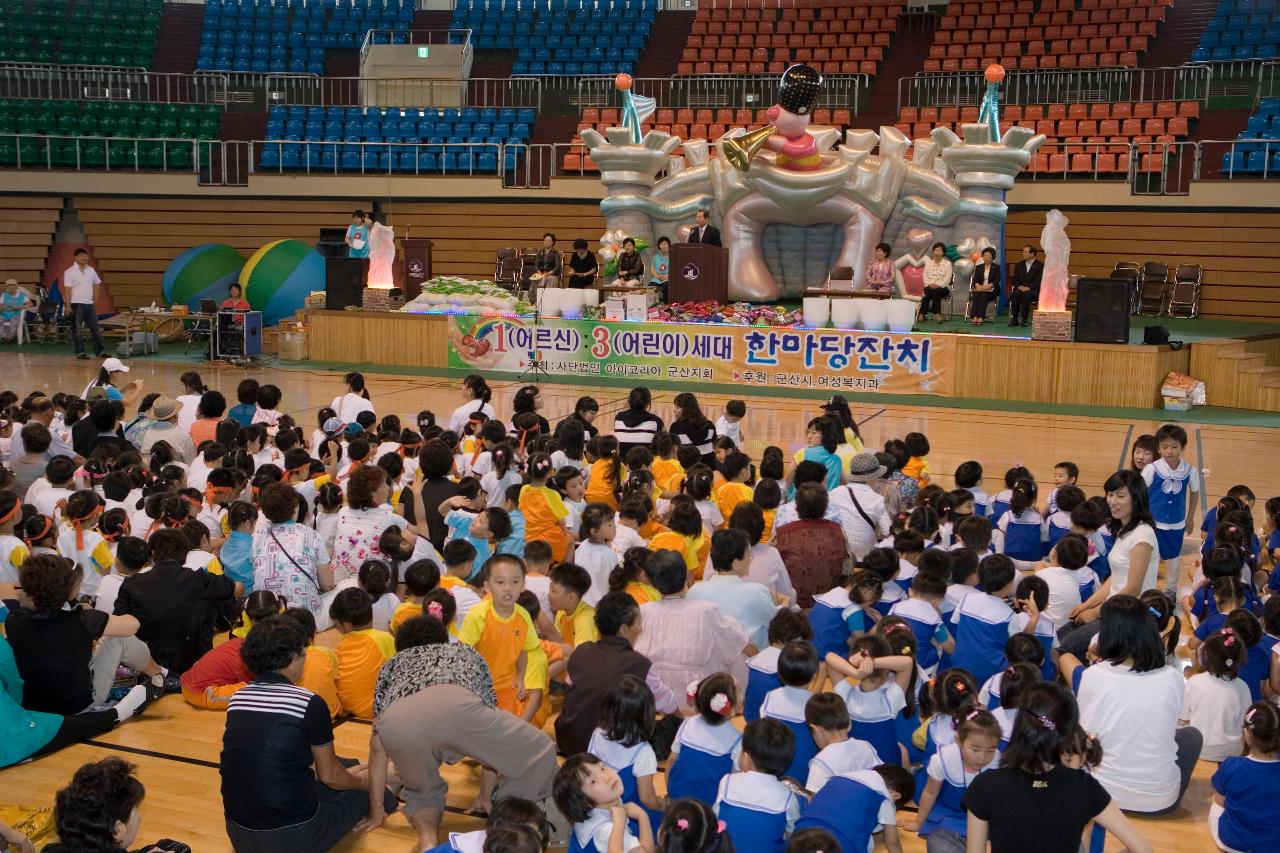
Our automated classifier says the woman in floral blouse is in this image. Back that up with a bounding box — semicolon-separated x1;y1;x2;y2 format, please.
865;242;895;294
252;483;333;616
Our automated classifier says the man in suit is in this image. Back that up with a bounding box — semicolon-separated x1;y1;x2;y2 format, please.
687;209;721;247
1008;244;1043;326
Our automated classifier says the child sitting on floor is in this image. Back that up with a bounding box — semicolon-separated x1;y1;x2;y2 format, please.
330;587;396;718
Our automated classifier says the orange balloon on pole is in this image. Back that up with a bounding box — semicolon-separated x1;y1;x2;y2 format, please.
984;63;1006;84
971;251;982;263
615;73;633;91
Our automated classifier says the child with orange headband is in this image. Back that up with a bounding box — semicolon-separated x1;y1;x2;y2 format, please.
197;467;238;539
0;490;28;584
55;490;114;600
23;513;59;558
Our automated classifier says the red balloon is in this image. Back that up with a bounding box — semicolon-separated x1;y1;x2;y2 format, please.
615;73;633;91
985;63;1006;84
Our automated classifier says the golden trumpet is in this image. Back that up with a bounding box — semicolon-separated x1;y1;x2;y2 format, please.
722;124;777;172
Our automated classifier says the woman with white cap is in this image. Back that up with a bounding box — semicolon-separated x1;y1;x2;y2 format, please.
829;452;892;562
83;357;142;410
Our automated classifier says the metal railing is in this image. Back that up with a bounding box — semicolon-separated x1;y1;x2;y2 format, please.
358;28;473;63
0;65;230;104
263;75;543;110
1260;61;1280;102
573;73;870;112
899;65;1211;111
1200;137;1280;180
0;133;200;171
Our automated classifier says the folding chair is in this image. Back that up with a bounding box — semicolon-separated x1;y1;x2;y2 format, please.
1137;261;1169;316
1167;264;1202;318
494;248;523;293
1112;261;1142;314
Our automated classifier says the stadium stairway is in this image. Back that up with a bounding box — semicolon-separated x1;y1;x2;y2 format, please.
1189;106;1255;177
152;1;205;74
635;10;695;79
856;13;937;133
1142;0;1218;68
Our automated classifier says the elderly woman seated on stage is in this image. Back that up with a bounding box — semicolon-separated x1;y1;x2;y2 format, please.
612;238;645;287
865;242;895;294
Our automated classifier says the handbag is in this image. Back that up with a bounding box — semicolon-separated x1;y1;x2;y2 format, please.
0;804;54;850
844;485;879;531
269;527;321;591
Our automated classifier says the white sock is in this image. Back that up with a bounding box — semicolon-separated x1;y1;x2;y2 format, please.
115;684;148;721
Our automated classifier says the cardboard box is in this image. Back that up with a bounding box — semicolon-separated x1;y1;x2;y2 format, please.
625;293;648;322
604;297;626;321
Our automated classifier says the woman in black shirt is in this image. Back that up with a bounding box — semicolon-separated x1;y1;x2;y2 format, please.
403;439;460;551
667;392;718;466
963;682;1152;853
566;238;598;288
511;384;551;437
614;237;645;286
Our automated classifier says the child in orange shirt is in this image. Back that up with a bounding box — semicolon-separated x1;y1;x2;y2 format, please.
650;432;685;499
329;587;396;718
517;590;552;727
520;453;574;562
548;562;599;654
390;558;441;634
584;435;626;511
650;495;710;580
902;431;932;487
180;590;281;710
714;451;755;527
458;554;541;715
458;554;545;815
283;607;341;719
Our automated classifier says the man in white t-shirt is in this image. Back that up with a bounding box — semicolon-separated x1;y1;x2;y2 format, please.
64;248;106;359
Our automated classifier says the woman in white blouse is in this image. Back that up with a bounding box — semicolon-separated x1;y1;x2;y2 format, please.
918;242;953;323
331;371;375;425
1059;470;1159;656
1077;594;1201;814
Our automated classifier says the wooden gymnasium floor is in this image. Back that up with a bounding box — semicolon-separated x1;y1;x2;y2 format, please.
4;352;1277;853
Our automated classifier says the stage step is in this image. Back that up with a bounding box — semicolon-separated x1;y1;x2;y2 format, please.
1189;336;1280;413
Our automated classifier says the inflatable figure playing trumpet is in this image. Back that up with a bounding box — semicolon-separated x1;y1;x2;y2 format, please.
724;63;824;172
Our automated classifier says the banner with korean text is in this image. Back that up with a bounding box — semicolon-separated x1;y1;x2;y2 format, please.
446;314;955;396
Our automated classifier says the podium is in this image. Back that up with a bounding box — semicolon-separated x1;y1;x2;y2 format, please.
401;237;433;301
670;243;728;303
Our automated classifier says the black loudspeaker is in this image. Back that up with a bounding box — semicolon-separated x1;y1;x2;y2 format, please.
1074;277;1131;344
325;257;367;310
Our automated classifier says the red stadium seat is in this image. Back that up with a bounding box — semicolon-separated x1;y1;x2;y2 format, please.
1178;101;1200;119
1121;118;1142;137
1112;102;1132;119
1167;117;1188;136
1070;153;1094;173
1068;103;1088;120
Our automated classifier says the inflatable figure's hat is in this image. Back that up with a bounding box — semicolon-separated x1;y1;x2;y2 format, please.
778;64;822;116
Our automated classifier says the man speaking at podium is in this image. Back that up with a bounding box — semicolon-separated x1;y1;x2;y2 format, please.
687;209;721;247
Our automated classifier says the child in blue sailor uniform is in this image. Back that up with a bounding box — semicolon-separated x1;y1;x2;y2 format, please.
745;610;812;723
760;640;821;782
994;663;1042;748
825;635;915;767
951;555;1036;687
996;479;1045;569
667;672;742;806
713;718;803;853
803;691;881;793
587;675;666;829
1045;484;1084;553
954;460;989;518
941;548;981;620
978;634;1045;711
809;571;881;659
1141;424;1199;591
889;571;953;680
554;754;654;853
907;708;1000;850
794;765;915;853
988;466;1030;527
862;547;905;617
1012;575;1059;680
1210;701;1280;853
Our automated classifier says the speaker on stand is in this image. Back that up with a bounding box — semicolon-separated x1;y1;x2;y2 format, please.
1073;277;1131;344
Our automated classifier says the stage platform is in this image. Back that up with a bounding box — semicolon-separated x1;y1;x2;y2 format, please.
300;309;1263;412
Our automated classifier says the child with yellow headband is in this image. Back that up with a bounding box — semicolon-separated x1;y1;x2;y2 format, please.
0;490;28;584
55;490;113;600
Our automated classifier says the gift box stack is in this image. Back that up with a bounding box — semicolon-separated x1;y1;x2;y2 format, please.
304;292;327;311
1161;371;1205;411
